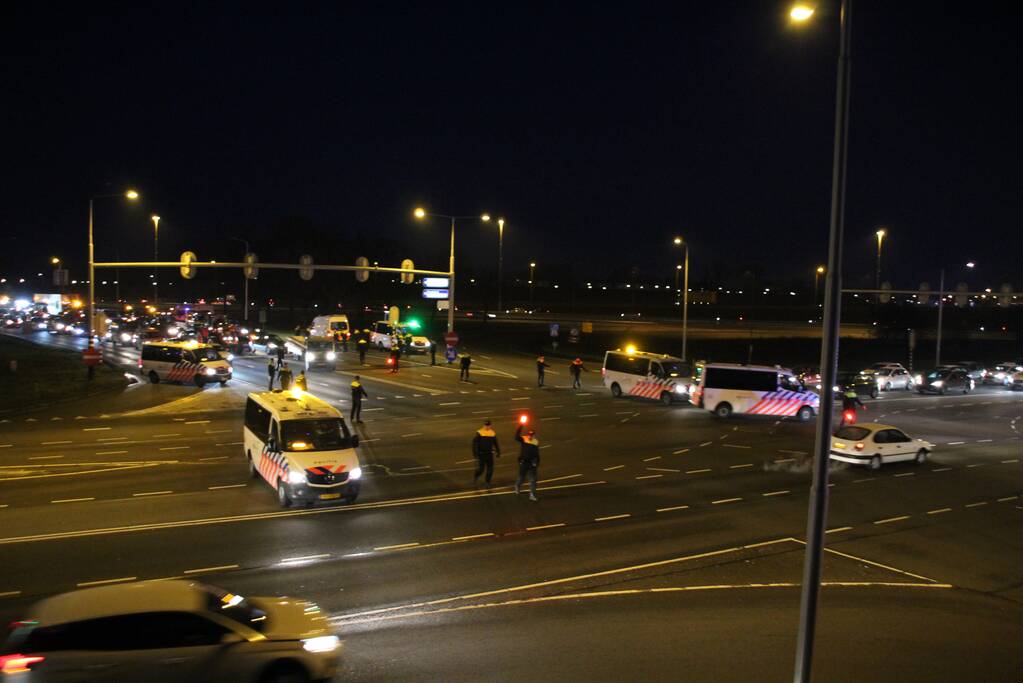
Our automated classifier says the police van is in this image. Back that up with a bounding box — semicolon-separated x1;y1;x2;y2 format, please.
139;340;232;386
602;348;689;405
690;363;819;421
243;390;362;507
310;314;351;341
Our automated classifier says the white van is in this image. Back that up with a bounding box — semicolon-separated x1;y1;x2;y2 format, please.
369;321;430;353
602;348;689;405
139;341;232;386
243;391;362;507
691;363;819;421
310;314;351;340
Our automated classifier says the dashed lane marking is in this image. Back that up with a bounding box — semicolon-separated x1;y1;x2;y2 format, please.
603;465;624;471
29;455;64;460
647;467;680;473
402;465;431;471
0;591;21;598
926;508;952;515
656;505;689;512
540;417;561;421
208;484;247;490
472;410;494;414
673;448;691;454
78;576;136;587
763;490;790;497
643;456;661;462
83;427;111;432
894;472;915;478
579;414;599;418
526;523;565;531
184;564;239;574
730;463;753;470
964;502;988;508
931;467;952;472
825;526;853;534
434;414;456;418
152;433;181;438
636;474;662;480
41;441;72;445
774;458;795;464
712;497;742;505
723;444;752;449
873;515;910;525
594;514;631;522
699;441;713;447
685;468;711;474
200;456;229;462
52;497;94;504
947;441;965;445
374;542;420;551
97;436;128;442
132;490;172;497
205;429;231;434
95;450;128;456
778;449;808;456
439;402;461;406
401;433;423;438
536;474;582;484
453;533;495;541
997;496;1019;502
280;554;331;564
185;420;210;425
512;397;530;401
159;446;190;451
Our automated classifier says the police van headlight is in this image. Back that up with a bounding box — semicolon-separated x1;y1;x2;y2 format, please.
674;384;686;394
302;635;340;653
205;367;216;376
306;352;316;361
167;326;180;337
349;467;362;480
326;351;336;361
930;379;943;388
287;470;307;485
120;332;132;342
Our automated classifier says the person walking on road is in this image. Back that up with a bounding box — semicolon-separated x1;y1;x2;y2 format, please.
459;350;472;382
340;333;348;353
430;340;437;366
350;376;369;423
275;343;286;370
389;344;401;374
267;358;277;390
357;332;368;365
569;358;588;389
514;423;541;501
536;354;550;387
294;370;308;393
471;420;501;486
839;388;865;427
278;362;293;391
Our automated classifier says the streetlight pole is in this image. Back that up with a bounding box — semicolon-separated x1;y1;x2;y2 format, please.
231;237;250;322
813;265;825;307
497;218;505;311
88;190;139;339
413;208;490;333
152;215;161;307
935;268;945;366
874;228;885;296
529;261;536;308
792;1;853;680
674;237;690;362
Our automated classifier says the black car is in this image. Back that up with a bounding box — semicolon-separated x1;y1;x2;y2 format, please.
917;368;973;395
836;371;878;400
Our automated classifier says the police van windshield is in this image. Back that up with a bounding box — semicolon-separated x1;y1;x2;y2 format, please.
660;362;685;378
329;321;348;331
281;419;354;451
190;347;221;363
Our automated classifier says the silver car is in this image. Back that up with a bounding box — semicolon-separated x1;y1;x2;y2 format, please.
873;366;914;391
1;580;340;682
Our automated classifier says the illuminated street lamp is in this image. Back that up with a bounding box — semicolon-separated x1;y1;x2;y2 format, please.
413;208;490;333
497;218;506;311
814;265;825;306
874;228;886;296
674;236;690;362
152;215;161;306
529;261;537;307
790;1;854;679
51;257;61;266
88;190;140;337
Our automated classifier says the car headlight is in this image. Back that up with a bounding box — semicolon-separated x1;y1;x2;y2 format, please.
205;367;216;376
104;331;112;338
226;353;235;361
240;327;249;335
349;467;362;480
167;326;179;336
326;351;336;361
302;635;340;653
674;384;685;394
995;372;1005;379
931;380;943;388
287;470;307;485
268;343;277;349
120;332;131;341
307;352;316;361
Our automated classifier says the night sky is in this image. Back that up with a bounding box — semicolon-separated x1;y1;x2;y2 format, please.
3;2;1021;293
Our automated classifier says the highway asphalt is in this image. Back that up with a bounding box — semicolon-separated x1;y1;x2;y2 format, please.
1;330;1021;681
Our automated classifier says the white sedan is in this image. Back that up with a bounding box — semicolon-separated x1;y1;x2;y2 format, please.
829;422;933;470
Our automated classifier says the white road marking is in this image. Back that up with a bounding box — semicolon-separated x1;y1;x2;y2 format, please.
647;467;680;473
184;564;239;574
964;502;988;508
579;414;599;417
762;490;790;497
78;576;136;587
729;463;754;469
873;515;910;525
159;446;190;451
401;433;424;438
41;441;72;445
185;420;210;425
452;533;495;541
52;497;95;504
685;468;711;474
636;474;662;480
95;450;128;455
673;448;691;454
603;465;625;471
712;497;742;505
439;402;461;406
594;514;631;522
29;455;64;460
83;427;111;432
926;508;952;515
208;484;247;490
133;490;172;497
526;524;565;531
656;505;689;512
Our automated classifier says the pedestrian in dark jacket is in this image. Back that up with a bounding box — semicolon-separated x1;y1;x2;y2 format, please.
514;424;540;501
275;343;286;369
459;350;472;381
350;376;369;423
569;358;588;389
471;420;501;486
536;354;550;387
430;340;437;366
357;334;368;365
267;358;277;390
389;345;401;373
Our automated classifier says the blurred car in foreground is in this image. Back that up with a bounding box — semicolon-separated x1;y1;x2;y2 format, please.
984;363;1021;386
829;422;933;470
953;361;986;383
917;367;973;394
0;580;340;682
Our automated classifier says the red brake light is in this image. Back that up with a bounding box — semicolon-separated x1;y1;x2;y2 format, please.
519;414;529;425
386;357;394;365
854;442;865;451
843;409;856;424
1;654;46;674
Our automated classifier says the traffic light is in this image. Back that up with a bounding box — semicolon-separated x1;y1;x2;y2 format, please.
405;319;421;330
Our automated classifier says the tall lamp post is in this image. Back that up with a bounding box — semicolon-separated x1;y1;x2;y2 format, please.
497;218;505;311
231;236;251;322
673;236;690;362
790;1;854;680
151;215;161;307
88;190;140;338
874;228;886;296
813;265;825;307
413;208;490;333
935;261;975;366
528;261;537;308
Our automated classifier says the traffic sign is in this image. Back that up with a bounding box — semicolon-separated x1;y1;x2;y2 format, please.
445;346;457;363
244;253;259;279
82;347;102;366
549;323;560;338
180;251;198;279
299;255;314;281
422;288;449;299
444;331;459;347
423;277;450;288
355;256;370;283
400;259;415;285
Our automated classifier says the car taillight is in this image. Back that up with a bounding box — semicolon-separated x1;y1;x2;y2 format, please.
854;442;865;451
1;653;45;674
138;359;143;368
386;357;394;365
843;409;856;424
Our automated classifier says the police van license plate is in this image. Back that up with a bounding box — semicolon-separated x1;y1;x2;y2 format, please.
319;492;341;500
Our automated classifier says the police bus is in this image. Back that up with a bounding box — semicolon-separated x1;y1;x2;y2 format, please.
602;347;689;405
139;340;232;386
243;390;362;507
690;363;819;421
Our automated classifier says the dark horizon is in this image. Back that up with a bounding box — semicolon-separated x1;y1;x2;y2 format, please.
3;2;1021;293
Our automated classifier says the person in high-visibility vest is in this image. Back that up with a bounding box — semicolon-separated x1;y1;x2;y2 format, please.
471;420;501;486
350;376;369;423
514;423;540;501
